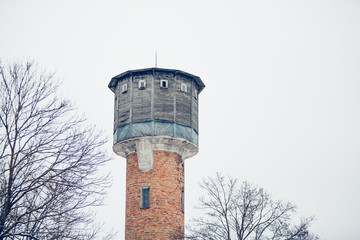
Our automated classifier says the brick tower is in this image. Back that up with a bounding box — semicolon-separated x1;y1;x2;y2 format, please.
108;68;205;239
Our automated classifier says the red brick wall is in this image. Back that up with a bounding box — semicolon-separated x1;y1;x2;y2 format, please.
125;150;184;240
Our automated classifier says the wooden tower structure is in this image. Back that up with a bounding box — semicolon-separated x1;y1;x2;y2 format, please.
108;68;205;239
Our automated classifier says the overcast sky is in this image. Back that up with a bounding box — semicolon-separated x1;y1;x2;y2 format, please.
1;1;360;239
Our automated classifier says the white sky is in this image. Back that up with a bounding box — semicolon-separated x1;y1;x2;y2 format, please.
1;0;360;239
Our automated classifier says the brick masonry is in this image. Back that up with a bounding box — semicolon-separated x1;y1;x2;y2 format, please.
125;150;184;239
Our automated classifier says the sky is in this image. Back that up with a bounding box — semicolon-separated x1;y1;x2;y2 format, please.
1;0;360;239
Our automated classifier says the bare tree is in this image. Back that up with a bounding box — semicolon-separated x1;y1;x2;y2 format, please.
0;60;113;239
186;173;319;240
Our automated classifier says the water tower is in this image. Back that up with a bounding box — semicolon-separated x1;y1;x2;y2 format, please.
108;67;205;239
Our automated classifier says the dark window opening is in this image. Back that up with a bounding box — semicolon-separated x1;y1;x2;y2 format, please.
141;186;150;209
181;190;184;213
181;83;187;93
160;79;168;88
139;80;146;90
121;83;128;93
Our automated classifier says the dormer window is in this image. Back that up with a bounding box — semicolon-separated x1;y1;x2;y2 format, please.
160;79;168;88
180;83;187;93
121;83;128;93
138;80;146;90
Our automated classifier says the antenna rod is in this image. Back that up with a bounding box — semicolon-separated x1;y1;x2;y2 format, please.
155;51;157;68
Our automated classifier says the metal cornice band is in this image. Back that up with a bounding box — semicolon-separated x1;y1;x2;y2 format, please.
114;120;199;146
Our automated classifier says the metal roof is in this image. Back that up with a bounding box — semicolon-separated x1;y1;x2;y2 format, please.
108;67;205;93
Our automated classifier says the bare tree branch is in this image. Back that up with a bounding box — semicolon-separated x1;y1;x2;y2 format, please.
0;60;116;240
186;173;319;240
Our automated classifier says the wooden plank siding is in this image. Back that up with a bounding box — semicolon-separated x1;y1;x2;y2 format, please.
132;74;152;122
112;69;201;133
154;72;175;122
116;77;131;129
191;81;199;132
175;75;192;128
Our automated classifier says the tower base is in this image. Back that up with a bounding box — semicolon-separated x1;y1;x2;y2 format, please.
125;150;184;239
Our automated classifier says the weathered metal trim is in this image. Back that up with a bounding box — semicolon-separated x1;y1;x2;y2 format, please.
114;120;199;146
109;68;205;93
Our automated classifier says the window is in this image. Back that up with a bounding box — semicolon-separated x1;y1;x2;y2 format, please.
180;83;187;93
181;190;184;213
141;186;150;209
121;83;127;93
194;89;198;99
138;80;146;90
160;79;168;88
